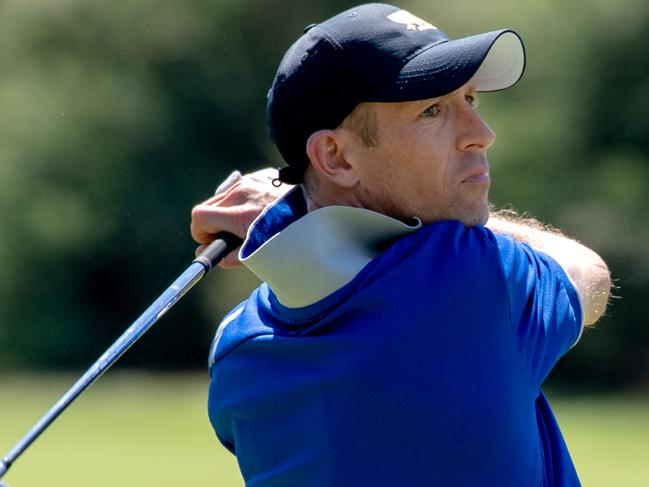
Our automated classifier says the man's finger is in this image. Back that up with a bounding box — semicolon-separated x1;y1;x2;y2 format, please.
195;244;207;257
190;204;248;244
202;185;255;208
218;248;243;268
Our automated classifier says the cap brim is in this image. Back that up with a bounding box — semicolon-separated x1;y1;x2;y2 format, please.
368;29;526;102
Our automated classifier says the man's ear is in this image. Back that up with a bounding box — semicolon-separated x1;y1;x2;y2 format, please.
306;129;359;189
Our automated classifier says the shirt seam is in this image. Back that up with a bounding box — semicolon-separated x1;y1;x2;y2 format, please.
485;232;538;399
210;331;276;369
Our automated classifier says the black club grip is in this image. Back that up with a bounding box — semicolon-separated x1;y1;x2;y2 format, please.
193;232;243;272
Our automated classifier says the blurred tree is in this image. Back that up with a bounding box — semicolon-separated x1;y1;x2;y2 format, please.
0;0;359;369
0;0;647;389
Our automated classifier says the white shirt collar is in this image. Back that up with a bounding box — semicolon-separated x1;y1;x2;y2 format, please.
240;187;422;308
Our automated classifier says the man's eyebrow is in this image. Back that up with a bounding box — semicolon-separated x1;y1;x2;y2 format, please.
406;85;479;114
412;95;442;108
438;85;478;101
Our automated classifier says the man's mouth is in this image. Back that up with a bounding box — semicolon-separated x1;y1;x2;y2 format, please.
462;171;490;184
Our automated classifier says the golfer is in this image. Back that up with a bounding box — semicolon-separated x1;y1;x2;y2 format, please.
191;3;611;486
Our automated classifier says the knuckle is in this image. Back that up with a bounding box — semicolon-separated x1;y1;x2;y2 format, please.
189;221;200;239
191;204;208;221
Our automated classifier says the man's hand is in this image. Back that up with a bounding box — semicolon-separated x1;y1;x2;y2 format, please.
191;168;293;268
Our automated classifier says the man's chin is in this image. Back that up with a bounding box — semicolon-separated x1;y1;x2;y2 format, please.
461;202;490;227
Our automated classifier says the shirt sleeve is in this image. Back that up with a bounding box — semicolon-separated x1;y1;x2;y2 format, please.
493;233;584;389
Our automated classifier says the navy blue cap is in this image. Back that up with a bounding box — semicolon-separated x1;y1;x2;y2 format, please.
267;3;526;184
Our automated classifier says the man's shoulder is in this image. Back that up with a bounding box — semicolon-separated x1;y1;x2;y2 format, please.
208;285;273;369
354;220;506;302
394;219;499;263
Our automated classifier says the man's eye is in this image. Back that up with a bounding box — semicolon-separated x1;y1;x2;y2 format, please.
466;94;479;109
420;104;441;118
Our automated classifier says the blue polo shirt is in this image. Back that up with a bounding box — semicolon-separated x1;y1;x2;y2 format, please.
207;189;583;486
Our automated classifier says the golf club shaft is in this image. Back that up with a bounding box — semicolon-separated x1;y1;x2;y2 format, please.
0;232;242;480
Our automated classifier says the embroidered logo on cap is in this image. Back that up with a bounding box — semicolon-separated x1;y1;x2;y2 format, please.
387;10;436;31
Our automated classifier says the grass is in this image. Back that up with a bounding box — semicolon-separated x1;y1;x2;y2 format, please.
1;374;648;486
0;373;242;487
547;389;649;486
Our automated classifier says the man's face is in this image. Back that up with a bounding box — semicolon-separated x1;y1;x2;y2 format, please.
344;83;495;226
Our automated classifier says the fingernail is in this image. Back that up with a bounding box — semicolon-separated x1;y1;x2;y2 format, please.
214;170;242;195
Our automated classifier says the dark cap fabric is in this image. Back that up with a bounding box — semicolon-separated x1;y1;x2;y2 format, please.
267;3;526;184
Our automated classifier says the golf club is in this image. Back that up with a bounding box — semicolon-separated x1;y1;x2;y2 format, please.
0;231;242;485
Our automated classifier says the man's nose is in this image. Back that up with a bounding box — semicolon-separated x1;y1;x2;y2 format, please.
456;105;496;153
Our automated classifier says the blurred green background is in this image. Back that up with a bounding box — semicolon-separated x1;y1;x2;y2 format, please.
1;0;648;485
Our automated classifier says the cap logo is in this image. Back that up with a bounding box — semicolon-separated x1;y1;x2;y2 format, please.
387;10;436;31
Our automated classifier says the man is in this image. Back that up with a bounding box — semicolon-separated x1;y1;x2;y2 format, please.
191;3;611;486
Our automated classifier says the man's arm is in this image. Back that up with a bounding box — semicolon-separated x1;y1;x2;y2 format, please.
190;172;611;323
487;211;611;327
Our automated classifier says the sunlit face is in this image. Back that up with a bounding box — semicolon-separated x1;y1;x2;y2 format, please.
344;84;496;226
